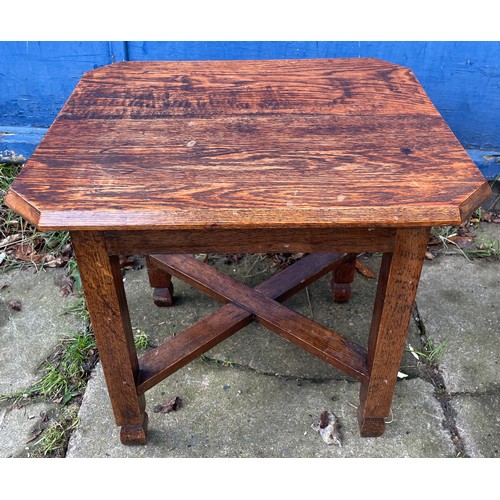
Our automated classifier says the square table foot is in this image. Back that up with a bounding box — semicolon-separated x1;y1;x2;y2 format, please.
120;412;149;445
331;283;353;303
152;285;174;307
357;412;386;437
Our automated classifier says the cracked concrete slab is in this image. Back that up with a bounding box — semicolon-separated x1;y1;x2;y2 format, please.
417;255;500;394
0;267;84;394
67;361;454;458
452;393;500;458
0;400;57;458
65;255;449;458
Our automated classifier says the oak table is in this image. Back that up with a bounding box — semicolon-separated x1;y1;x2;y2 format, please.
6;59;491;445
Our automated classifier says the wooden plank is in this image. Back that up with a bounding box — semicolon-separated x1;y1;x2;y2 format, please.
104;227;396;255
150;254;368;382
138;252;350;392
255;252;347;302
137;303;251;394
59;59;439;119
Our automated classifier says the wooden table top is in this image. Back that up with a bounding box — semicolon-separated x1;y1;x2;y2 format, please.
6;58;491;231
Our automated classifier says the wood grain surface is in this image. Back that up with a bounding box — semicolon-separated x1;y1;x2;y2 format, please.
5;59;490;230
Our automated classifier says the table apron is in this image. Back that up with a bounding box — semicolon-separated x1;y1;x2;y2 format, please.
103;227;397;255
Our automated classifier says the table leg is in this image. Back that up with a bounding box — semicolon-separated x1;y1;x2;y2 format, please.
146;255;174;307
71;231;148;445
357;227;430;436
331;253;357;302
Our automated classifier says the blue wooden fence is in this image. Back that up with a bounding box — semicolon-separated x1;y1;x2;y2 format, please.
1;41;499;178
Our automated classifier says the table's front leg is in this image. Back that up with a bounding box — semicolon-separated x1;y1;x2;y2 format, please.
358;227;430;436
71;231;147;445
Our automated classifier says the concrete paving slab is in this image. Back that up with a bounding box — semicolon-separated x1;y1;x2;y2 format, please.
67;361;454;458
0;400;57;458
452;393;500;458
66;255;448;458
417;254;500;393
0;267;84;394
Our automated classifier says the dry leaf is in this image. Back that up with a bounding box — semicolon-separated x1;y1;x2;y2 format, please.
311;410;342;446
0;234;22;248
25;428;44;444
54;276;74;297
479;210;494;222
449;235;475;249
8;300;22;311
153;396;182;414
355;258;376;279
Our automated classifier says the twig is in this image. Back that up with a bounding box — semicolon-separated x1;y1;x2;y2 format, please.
305;286;314;319
439;234;471;261
243;253;268;278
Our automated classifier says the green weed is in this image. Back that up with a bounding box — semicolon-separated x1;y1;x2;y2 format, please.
0;329;97;405
63;297;89;323
134;328;149;350
34;406;80;457
1;161;73;271
408;338;449;365
466;238;500;259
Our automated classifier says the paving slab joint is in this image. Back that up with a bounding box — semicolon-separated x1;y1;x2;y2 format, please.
412;301;470;457
199;354;357;385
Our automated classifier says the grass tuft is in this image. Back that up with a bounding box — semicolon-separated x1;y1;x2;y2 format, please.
0;327;97;406
34;405;80;457
408;338;449;366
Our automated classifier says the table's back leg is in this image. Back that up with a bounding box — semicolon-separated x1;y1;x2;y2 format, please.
331;253;357;302
71;231;148;445
146;255;174;306
357;227;430;436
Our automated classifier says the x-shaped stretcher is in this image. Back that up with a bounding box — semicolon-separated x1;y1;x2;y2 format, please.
137;253;368;397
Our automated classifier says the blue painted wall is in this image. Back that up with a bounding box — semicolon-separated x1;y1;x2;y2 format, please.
1;41;499;177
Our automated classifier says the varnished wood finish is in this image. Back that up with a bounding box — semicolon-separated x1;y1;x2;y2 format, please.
4;59;491;444
137;252;363;393
149;254;368;383
71;231;147;444
104;227;397;255
357;227;430;436
5;59;491;231
331;252;357;302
